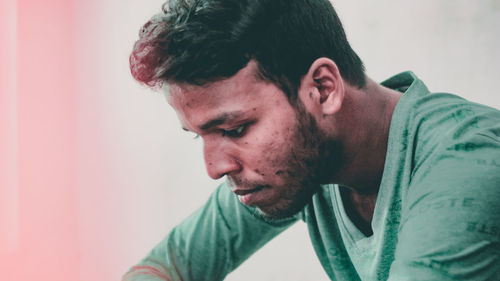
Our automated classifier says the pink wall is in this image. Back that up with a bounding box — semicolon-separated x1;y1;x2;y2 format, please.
0;0;80;279
0;0;19;258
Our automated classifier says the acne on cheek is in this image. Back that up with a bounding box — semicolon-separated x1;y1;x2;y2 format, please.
254;169;266;177
263;137;280;152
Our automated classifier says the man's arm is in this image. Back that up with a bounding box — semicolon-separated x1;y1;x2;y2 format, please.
122;181;298;281
388;133;500;280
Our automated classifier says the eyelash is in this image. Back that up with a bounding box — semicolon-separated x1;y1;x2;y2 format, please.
221;124;248;138
191;124;250;140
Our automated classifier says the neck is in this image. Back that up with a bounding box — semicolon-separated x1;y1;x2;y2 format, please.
333;77;402;195
327;77;401;233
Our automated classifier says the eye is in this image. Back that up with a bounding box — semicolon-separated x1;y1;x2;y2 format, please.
221;124;248;138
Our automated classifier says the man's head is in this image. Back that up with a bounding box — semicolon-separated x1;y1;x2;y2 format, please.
130;0;365;101
167;61;344;219
131;0;365;218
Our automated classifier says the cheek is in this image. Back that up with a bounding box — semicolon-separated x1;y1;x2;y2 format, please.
261;132;297;170
240;114;298;174
237;133;285;175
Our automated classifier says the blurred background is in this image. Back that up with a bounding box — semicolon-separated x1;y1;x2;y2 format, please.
1;0;499;280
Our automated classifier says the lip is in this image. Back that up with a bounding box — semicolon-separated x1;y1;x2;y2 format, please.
232;186;268;206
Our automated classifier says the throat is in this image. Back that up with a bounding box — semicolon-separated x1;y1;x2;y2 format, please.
339;186;377;237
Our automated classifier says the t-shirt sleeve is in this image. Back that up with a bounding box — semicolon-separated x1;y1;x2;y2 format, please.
388;133;500;280
122;181;298;281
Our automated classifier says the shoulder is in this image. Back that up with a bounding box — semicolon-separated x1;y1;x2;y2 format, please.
397;90;500;178
402;91;500;212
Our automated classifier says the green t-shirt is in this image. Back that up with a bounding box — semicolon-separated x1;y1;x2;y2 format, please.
124;72;500;281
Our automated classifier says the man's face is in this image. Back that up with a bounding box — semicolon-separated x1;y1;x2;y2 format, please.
167;62;341;219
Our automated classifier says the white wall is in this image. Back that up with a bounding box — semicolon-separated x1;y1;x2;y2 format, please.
74;1;500;281
336;0;500;108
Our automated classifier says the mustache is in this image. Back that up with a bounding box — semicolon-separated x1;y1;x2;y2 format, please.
227;176;269;190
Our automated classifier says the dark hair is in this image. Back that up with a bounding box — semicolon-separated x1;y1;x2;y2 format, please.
130;0;365;99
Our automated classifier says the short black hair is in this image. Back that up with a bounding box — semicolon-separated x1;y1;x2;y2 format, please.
130;0;365;99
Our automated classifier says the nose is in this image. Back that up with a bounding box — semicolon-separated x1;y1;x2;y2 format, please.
203;140;242;179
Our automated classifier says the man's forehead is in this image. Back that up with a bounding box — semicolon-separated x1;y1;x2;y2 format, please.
164;83;197;104
164;84;210;117
164;61;263;103
164;81;251;132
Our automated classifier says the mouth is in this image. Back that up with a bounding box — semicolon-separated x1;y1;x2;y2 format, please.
232;185;268;206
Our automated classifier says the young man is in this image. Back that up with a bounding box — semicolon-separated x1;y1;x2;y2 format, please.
124;0;500;280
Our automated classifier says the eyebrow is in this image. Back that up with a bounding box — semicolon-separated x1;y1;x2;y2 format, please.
182;111;245;132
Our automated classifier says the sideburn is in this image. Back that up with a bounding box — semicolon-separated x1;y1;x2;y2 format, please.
292;98;344;185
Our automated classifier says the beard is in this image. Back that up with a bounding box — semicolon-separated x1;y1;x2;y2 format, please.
229;100;343;219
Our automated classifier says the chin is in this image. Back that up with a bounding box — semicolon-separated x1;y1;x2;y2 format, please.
256;199;308;220
255;207;298;220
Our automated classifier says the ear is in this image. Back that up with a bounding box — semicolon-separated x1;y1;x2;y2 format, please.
299;58;345;116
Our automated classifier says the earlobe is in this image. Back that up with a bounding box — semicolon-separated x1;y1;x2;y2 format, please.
320;86;344;115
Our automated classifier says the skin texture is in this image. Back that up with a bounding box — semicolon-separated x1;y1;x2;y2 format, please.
167;58;402;229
